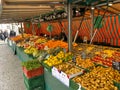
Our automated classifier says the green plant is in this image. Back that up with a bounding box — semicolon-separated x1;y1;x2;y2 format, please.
22;60;41;70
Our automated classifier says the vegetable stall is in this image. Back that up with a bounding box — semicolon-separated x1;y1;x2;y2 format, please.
1;0;120;90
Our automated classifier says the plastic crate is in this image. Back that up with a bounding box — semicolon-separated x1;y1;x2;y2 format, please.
23;66;44;79
24;79;45;90
23;73;44;88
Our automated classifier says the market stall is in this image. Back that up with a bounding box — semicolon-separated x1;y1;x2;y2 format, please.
7;33;120;90
1;0;120;90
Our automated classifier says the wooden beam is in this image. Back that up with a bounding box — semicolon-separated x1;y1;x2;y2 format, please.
5;0;65;3
4;0;66;5
2;9;53;12
0;0;2;17
96;6;116;14
3;5;51;9
109;6;120;13
1;12;44;16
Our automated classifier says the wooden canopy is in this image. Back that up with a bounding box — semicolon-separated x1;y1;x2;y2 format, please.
0;0;120;23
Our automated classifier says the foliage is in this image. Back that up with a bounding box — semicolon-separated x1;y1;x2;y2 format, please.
22;60;41;70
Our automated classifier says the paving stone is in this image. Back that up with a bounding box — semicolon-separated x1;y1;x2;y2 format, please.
0;44;26;90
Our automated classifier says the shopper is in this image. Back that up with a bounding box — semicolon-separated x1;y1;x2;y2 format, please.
3;30;8;40
10;30;16;37
0;30;5;41
59;31;67;41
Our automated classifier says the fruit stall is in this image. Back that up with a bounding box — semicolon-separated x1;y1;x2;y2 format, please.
1;0;120;90
7;33;120;90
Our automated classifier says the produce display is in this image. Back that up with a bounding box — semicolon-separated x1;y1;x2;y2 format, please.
44;40;68;50
22;60;41;70
9;34;120;89
72;66;120;90
92;50;117;67
10;33;31;42
54;62;83;79
17;37;47;48
35;38;47;44
72;44;116;58
72;43;120;67
24;46;39;57
44;51;73;67
75;56;94;69
29;35;40;41
112;51;120;62
44;55;62;67
64;67;82;75
111;51;120;72
55;63;73;71
92;55;113;67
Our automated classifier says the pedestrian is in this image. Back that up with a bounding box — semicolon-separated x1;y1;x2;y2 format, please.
3;30;8;40
59;31;67;41
0;30;5;41
10;30;16;37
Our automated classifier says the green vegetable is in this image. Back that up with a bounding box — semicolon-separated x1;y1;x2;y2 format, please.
22;60;41;70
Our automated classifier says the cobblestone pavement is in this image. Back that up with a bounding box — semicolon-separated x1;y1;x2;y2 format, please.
0;44;26;90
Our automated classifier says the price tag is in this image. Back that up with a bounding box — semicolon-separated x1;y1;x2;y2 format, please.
52;67;60;80
77;83;81;90
60;71;69;87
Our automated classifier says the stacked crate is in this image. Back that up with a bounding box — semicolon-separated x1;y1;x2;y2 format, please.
22;66;45;90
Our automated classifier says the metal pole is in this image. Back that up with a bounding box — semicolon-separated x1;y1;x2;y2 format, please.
73;14;85;43
67;2;72;52
21;23;24;38
90;29;97;44
90;3;109;44
90;8;94;42
12;23;14;31
32;22;35;35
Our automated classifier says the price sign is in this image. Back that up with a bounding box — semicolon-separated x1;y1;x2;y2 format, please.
52;67;60;80
60;71;69;87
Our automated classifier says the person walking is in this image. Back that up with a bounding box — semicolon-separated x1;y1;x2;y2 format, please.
3;30;8;41
0;30;5;41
